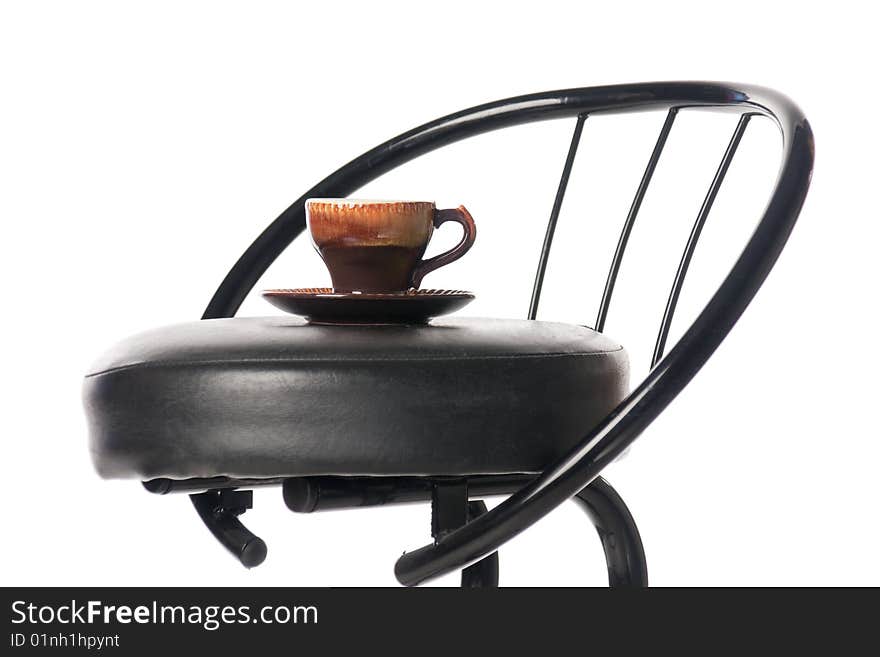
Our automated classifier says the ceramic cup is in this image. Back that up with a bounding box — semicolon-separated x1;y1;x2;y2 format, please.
305;199;477;293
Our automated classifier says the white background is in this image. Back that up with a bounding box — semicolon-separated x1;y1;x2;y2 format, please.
1;1;877;586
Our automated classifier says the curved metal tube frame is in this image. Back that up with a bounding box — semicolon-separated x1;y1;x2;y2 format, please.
201;82;814;585
460;478;646;587
575;477;648;587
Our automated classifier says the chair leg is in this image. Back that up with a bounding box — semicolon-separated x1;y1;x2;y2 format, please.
573;476;648;587
460;501;499;588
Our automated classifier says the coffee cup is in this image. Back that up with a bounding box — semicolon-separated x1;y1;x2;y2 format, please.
305;199;476;293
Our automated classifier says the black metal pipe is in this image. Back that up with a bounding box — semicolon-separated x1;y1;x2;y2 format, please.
574;477;648;587
651;112;752;367
144;476;286;495
283;475;533;513
529;113;587;320
460;501;499;588
596;107;678;333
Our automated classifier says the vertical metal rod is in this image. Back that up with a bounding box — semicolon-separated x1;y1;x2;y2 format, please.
651;113;752;367
595;108;678;332
528;114;587;320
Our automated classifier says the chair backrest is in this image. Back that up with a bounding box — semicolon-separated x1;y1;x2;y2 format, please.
202;82;814;585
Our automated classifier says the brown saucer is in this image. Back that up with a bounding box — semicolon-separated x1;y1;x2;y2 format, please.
262;288;474;324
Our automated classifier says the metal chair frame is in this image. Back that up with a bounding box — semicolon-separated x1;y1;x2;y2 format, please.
143;81;813;586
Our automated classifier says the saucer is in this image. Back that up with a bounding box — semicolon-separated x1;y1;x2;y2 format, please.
262;288;474;324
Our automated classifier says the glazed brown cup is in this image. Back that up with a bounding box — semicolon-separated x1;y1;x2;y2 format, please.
305;199;477;293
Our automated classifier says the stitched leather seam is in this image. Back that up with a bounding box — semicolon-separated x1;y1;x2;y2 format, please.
84;347;625;378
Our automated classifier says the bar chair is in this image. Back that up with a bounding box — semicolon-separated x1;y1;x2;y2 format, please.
82;82;813;586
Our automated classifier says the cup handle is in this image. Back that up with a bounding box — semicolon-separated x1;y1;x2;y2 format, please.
410;205;477;288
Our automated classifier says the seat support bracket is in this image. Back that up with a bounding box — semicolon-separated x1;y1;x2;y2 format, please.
431;479;469;540
430;479;499;586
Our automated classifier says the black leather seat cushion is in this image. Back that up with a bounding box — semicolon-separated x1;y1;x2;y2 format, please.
83;317;628;480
